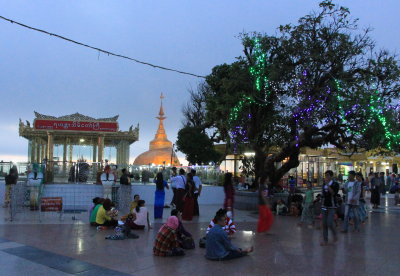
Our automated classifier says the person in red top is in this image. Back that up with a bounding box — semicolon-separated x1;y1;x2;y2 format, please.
206;208;236;236
153;216;183;257
223;173;235;212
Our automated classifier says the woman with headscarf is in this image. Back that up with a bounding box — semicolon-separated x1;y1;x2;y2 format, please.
153;216;184;257
154;172;169;219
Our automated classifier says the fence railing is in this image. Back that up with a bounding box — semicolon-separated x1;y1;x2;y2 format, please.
0;161;224;185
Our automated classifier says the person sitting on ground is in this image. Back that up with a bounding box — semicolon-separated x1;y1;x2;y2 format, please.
153;216;184;257
289;201;301;216
90;197;104;226
205;211;253;261
206;208;236;236
96;198;118;227
171;209;194;249
276;199;288;215
130;194;141;213
128;200;151;230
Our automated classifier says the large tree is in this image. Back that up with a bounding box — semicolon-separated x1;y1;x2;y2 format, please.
183;1;400;185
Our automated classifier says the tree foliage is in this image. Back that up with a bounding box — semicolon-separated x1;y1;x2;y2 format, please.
176;126;221;165
183;1;400;185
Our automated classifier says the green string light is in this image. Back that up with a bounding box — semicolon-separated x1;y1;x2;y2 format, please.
229;38;270;124
335;80;400;149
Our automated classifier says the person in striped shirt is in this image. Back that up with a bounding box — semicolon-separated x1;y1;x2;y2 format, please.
206;208;236;236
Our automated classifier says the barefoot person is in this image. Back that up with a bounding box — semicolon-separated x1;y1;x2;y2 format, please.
321;170;339;246
257;177;274;233
206;211;253;260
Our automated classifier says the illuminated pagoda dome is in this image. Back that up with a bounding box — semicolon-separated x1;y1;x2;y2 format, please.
133;93;180;166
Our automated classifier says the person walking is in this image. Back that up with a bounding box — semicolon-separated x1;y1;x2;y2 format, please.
356;173;368;223
379;172;386;195
223;173;235;212
154;172;169;219
182;173;195;221
298;181;314;227
320;170;339;246
192;169;202;216
370;172;381;208
4;166;18;208
169;167;178;208
257;177;274;233
341;171;362;233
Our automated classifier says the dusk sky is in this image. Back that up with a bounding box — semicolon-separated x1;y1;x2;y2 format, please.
1;0;399;163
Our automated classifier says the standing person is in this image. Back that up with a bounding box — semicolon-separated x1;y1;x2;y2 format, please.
223;173;235;213
154;172;169;219
257;177;274;233
356;173;368;223
119;168;133;212
320;170;339;246
192;169;202;216
288;176;296;193
182;173;195;221
100;165;115;200
206;211;253;261
3;167;18;208
341;171;361;233
298;181;314;227
370;173;381;209
169;167;178;208
386;172;392;193
174;169;187;212
379;172;386;195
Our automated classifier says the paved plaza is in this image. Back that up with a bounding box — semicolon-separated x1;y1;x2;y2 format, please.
0;199;399;276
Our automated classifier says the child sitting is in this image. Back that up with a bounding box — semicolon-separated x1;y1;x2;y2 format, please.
276;200;288;215
206;208;236;236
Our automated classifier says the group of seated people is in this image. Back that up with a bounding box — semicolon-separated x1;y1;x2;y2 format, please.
153;208;252;260
89;194;150;230
89;196;253;261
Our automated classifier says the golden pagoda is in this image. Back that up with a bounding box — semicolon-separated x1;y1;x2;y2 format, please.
133;93;180;166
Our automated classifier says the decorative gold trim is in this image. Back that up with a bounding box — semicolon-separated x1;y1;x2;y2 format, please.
34;111;119;122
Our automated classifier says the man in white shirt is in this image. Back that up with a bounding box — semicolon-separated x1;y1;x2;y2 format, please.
172;168;187;212
169;167;178;207
341;170;361;233
192;169;202;216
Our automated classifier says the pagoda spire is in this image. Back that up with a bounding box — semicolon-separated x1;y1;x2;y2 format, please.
149;93;172;150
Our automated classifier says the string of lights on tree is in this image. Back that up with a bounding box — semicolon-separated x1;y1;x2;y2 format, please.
335;80;400;149
228;38;400;151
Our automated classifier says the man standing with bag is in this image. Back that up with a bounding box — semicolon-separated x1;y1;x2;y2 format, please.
341;171;361;233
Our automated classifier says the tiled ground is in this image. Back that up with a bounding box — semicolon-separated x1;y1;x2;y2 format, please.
0;198;399;276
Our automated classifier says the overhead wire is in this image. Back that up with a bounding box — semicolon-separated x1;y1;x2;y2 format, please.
0;15;206;78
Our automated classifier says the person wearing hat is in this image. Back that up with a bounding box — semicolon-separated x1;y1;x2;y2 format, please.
341;171;362;233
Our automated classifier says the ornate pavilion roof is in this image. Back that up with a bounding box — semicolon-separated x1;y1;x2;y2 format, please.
34;111;119;122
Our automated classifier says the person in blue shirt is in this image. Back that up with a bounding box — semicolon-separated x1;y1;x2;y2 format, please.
205;212;253;260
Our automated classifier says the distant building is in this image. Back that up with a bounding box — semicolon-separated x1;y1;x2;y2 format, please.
19;111;139;174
